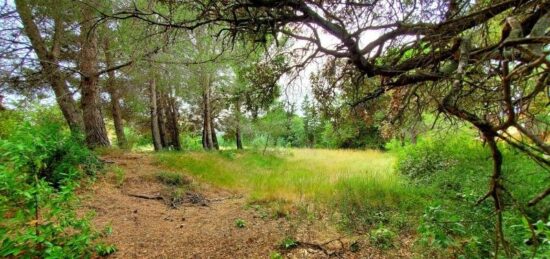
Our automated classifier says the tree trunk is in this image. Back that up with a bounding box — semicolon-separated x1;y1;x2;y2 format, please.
211;117;219;150
236;127;243;150
235;98;243;150
202;74;214;150
157;90;167;148
166;93;181;150
202;129;207;149
15;0;82;132
79;3;110;148
149;78;162;151
104;38;127;148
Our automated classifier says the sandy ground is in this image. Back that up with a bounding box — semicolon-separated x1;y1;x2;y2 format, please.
81;152;413;258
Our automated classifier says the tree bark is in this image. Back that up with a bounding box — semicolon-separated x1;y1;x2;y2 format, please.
149;77;162;151
235;98;243;150
202;128;207;149
15;0;82;132
202;74;214;150
211;116;219;150
103;38;127;148
79;3;110;148
157;90;167;147
165;92;181;150
236;126;243;150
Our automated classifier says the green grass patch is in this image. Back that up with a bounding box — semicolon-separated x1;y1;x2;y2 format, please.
155;149;421;230
155;171;190;186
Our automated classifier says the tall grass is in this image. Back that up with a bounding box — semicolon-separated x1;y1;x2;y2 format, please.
155;148;420;229
155;149;397;200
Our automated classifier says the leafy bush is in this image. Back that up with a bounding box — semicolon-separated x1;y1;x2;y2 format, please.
392;129;550;257
0;122;103;257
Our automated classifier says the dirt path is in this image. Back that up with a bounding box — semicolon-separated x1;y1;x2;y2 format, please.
82;152;412;258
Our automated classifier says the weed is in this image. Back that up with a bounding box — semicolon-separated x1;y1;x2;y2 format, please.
269;251;284;259
369;227;396;249
162;187;187;207
110;166;125;187
349;241;360;252
280;237;298;249
235;218;246;228
155;171;190;186
95;244;117;256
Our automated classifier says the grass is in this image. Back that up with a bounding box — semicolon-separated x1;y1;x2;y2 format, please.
155;171;190;186
155;148;422;229
155;149;397;201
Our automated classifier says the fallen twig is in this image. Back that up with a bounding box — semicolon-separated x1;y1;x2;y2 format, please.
127;193;164;200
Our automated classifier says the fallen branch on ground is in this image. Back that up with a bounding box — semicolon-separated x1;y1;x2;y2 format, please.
127;193;164;200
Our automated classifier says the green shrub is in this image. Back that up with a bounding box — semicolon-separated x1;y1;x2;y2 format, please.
0;122;103;257
369;226;396;249
393;130;550;258
155;171;189;186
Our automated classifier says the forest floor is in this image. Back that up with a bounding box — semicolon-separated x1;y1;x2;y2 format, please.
81;151;414;258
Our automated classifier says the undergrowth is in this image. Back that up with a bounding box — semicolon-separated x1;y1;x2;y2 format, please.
392;129;550;258
0;121;107;257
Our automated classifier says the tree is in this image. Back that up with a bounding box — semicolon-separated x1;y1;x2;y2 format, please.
301;95;322;148
14;0;82;132
79;1;110;147
103;35;127;148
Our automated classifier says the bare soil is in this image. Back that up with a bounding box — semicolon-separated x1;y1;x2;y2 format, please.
82;152;413;258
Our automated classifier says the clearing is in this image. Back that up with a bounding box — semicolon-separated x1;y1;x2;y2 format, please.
83;149;414;258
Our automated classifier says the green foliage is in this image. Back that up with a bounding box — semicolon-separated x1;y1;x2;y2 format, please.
269;251;284;259
95;243;117;256
394;136;460;180
0;110;23;139
0;122;104;257
392;129;550;257
332;174;420;231
234;218;246;228
509;219;550;258
155;171;189;186
180;134;203;151
280;236;298;249
369;226;396;249
123;126;150;150
417;205;466;248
